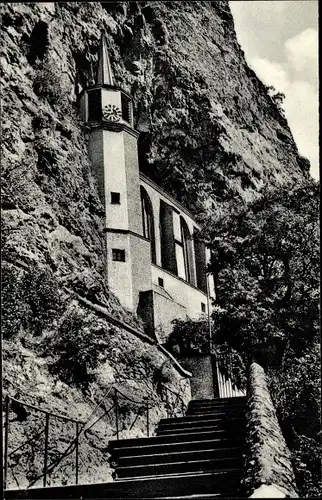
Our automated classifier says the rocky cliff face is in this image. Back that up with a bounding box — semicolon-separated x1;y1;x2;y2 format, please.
1;1;308;274
1;0;309;488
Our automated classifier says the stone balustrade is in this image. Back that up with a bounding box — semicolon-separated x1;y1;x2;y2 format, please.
244;362;298;498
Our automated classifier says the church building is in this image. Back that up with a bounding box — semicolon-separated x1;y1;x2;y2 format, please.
78;32;215;343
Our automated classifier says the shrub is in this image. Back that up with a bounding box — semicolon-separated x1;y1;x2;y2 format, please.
22;265;65;335
266;85;286;117
165;317;246;391
44;308;108;391
32;57;71;114
165;317;210;355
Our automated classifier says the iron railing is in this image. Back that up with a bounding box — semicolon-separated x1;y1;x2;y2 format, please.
3;395;83;491
214;351;247;398
3;381;187;490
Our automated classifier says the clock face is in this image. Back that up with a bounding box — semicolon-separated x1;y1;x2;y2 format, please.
102;104;122;122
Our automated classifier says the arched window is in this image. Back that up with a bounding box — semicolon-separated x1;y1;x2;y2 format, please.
140;187;156;264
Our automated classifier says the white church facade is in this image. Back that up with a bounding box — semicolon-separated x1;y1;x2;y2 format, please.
78;32;215;342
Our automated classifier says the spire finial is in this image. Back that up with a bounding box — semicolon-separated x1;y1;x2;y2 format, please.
96;30;114;86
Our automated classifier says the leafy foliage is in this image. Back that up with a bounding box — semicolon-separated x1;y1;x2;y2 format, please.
204;180;319;367
165;318;246;391
266;85;286;117
43;308;108;391
202;179;320;496
166;318;210;355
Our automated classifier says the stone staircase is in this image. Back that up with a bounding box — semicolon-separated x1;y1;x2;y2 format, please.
106;396;247;498
5;397;247;499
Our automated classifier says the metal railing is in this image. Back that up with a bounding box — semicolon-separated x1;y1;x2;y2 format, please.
3;381;187;491
214;351;246;398
3;395;83;491
162;383;186;418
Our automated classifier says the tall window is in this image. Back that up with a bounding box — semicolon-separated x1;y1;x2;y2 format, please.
160;200;177;275
193;228;207;293
181;217;191;282
141;187;156;264
175;216;193;283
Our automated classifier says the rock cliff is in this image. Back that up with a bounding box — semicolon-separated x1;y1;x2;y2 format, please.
1;0;309;488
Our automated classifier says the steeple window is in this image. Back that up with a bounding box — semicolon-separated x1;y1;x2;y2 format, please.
121;93;133;125
87;89;102;122
112;249;125;262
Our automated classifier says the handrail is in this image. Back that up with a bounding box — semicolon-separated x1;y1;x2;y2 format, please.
8;397;84;424
64;288;155;345
4;378;189;490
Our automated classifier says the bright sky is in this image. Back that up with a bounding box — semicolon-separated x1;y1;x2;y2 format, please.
229;0;319;180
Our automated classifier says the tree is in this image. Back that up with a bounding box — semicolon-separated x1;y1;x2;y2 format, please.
202;179;320;496
203;180;319;366
266;85;286;117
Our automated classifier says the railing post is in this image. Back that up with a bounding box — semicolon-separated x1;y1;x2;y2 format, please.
146;402;149;437
43;413;50;487
3;395;10;491
114;388;119;440
165;388;169;418
181;398;185;417
75;422;79;485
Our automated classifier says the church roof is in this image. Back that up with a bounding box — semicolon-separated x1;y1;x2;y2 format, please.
96;30;114;86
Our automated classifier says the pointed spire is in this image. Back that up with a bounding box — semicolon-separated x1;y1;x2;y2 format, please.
96;30;114;86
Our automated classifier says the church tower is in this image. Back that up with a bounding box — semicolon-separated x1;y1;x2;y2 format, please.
79;31;152;311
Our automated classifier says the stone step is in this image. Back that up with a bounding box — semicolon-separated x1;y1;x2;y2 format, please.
157;416;245;430
185;408;245;416
188;403;246;411
109;436;245;459
159;413;245;425
6;497;222;500
5;469;244;498
155;425;245;437
108;428;244;451
115;455;244;479
187;407;245;414
190;397;246;404
189;397;247;405
115;445;244;467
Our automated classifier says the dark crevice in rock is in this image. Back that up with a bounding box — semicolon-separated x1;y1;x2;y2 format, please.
26;21;49;65
276;129;292;144
2;11;24;28
141;5;157;23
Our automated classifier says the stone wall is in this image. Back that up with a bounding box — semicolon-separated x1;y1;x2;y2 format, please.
244;363;298;498
180;355;215;400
